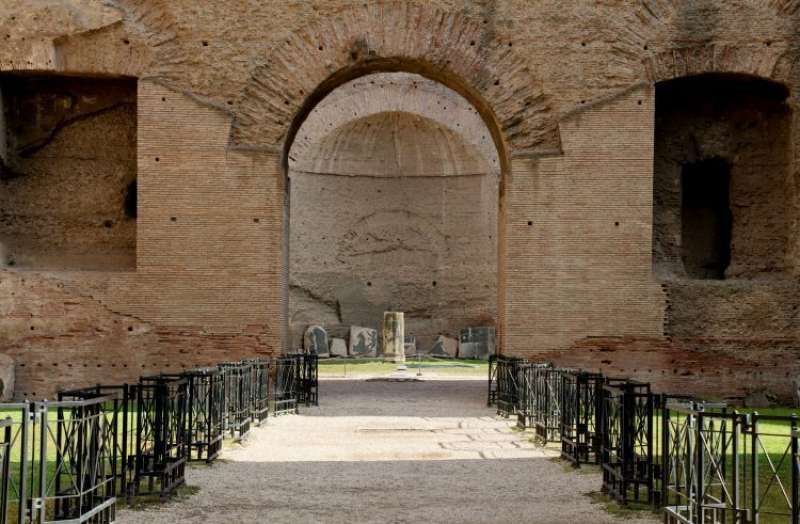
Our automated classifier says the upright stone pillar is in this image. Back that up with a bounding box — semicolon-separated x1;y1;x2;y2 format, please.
382;311;405;365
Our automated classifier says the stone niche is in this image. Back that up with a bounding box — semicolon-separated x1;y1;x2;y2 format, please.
653;73;792;280
288;73;499;350
653;73;800;342
0;75;137;271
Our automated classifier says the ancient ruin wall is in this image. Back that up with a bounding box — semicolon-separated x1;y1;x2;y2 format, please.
288;74;499;351
1;1;799;398
0;76;137;270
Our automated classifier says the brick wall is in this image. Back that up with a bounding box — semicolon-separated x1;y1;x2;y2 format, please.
1;1;798;400
503;86;665;354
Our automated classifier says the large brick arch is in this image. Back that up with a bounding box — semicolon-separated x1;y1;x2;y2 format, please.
230;1;560;162
644;44;792;86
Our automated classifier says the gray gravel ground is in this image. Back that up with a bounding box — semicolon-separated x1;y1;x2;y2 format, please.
118;378;657;524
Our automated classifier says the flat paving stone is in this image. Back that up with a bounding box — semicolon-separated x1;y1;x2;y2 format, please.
118;379;657;524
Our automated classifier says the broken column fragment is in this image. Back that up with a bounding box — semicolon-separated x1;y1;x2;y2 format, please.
382;311;405;364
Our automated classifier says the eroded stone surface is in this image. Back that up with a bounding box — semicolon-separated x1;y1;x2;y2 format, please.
0;354;15;401
304;325;329;357
430;335;458;358
404;335;417;356
459;327;495;360
329;337;348;357
288;86;498;351
382;311;404;363
349;326;378;357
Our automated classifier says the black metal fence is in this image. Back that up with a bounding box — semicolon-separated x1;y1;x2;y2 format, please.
495;356;525;418
488;356;800;523
560;370;603;467
0;353;319;523
298;354;319;407
245;359;270;426
218;362;253;441
662;400;800;524
600;379;656;506
273;356;299;416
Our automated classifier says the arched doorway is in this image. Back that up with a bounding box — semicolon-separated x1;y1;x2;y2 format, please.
285;72;502;355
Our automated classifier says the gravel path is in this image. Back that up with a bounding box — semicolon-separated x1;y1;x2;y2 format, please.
118;379;657;524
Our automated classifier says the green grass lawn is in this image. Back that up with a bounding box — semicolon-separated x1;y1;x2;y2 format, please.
318;357;488;377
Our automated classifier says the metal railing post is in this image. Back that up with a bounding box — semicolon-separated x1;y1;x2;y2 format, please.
752;413;759;524
791;415;798;524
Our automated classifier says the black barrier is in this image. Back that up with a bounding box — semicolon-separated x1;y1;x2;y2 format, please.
601;379;656;504
560;370;604;467
160;369;224;462
218;362;253;441
1;397;119;523
273;357;299;415
0;418;9;524
59;384;134;503
487;355;498;407
486;357;799;520
243;359;270;426
298;354;319;407
533;366;563;444
600;379;656;506
495;356;526;418
661;400;800;524
133;376;189;501
0;354;319;523
516;363;550;430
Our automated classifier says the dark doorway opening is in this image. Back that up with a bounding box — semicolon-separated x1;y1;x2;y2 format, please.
681;158;732;279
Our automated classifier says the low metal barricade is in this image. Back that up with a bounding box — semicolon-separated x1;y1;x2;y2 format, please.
298;354;319;407
273;356;299;416
533;366;564;444
132;376;189;501
600;379;656;506
160;369;224;462
560;370;604;467
661;400;800;523
218;362;252;441
243;359;270;426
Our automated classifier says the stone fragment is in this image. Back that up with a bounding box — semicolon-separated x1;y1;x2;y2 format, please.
430;335;458;358
0;354;14;401
304;325;329;357
459;327;496;360
349;326;378;357
382;312;405;364
404;335;417;356
793;377;800;408
329;337;348;357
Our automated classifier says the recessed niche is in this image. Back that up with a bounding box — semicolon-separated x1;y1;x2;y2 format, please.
653;73;791;279
0;75;138;271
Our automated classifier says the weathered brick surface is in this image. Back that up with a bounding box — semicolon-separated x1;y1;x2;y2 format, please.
539;336;800;404
0;1;798;398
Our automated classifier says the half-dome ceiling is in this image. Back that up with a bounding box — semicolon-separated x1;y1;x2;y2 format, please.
289;72;499;174
291;111;490;177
